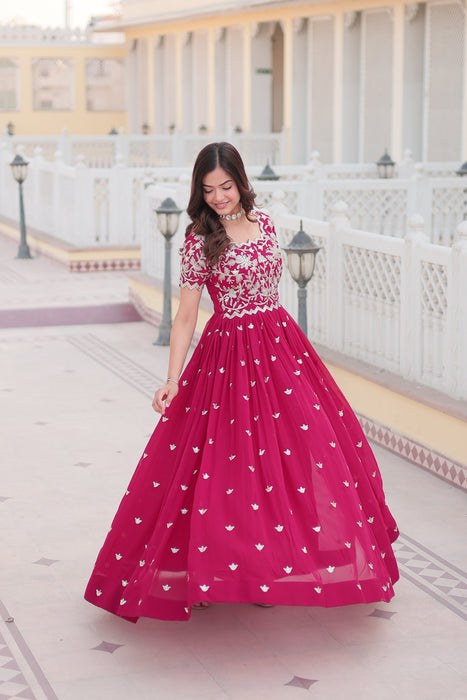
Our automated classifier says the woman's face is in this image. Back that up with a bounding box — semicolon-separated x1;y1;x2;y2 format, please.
202;167;241;217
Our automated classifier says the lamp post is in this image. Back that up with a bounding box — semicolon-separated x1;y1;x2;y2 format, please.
376;150;396;179
282;221;321;336
10;153;32;259
154;197;183;346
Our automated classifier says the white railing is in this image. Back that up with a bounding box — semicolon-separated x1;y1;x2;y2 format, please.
1;128;287;169
275;204;467;401
2;134;465;399
140;188;467;401
0;25;94;44
2;140;466;249
0;146;145;247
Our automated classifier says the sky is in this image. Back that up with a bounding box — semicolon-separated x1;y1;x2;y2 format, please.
0;0;119;28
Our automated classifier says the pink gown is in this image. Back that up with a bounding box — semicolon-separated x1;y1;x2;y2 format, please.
84;211;399;622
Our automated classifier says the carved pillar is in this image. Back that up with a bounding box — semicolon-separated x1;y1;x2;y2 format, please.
242;22;252;132
392;3;405;161
463;2;467;159
334;11;344;163
282;17;293;162
207;28;216;132
175;32;183;131
146;35;155;133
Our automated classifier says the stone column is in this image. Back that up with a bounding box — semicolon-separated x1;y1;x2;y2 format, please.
146;35;155;133
175;32;183;132
463;8;467;160
391;4;405;162
208;27;216;132
242;22;252;133
282;17;293;163
333;11;344;163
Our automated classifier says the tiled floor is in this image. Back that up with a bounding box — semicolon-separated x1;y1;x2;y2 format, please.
0;235;466;699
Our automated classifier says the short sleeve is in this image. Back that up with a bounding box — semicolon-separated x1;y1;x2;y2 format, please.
179;233;211;290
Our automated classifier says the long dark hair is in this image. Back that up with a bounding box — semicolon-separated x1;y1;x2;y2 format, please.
186;142;256;265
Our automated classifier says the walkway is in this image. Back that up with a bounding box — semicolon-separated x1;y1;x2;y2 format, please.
0;234;465;700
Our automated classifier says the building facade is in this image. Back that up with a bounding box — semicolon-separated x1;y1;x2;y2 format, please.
98;0;467;163
0;25;128;135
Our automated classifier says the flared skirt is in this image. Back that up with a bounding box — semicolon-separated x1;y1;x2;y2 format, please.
85;306;399;621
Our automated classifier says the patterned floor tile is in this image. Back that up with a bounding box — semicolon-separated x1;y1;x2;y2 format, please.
0;602;58;700
395;533;467;620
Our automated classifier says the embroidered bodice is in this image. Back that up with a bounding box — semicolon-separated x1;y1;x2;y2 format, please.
179;211;283;319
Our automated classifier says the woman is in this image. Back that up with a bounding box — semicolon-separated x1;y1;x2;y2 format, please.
84;142;399;622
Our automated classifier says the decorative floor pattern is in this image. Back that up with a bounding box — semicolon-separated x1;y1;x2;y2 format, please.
67;334;467;622
67;333;163;398
359;415;467;492
394;533;467;621
1;330;466;699
69;259;140;273
0;602;58;700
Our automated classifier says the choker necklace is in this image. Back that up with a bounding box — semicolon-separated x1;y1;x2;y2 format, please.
220;206;243;221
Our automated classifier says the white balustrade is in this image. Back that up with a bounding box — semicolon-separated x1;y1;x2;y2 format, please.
1;129;286;169
138;189;466;401
2;138;467;249
1;134;465;399
273;204;465;400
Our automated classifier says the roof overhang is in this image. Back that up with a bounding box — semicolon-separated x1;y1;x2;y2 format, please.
94;0;330;33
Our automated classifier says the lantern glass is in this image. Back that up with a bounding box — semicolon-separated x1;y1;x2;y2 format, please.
287;251;302;283
301;250;316;282
376;150;395;179
155;197;182;239
286;250;317;287
377;162;394;179
164;212;180;237
10;154;29;184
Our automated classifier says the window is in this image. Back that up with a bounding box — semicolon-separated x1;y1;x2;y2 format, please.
0;58;19;111
86;58;125;111
32;58;74;111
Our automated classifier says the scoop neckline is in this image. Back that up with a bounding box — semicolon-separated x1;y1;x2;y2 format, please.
227;211;265;247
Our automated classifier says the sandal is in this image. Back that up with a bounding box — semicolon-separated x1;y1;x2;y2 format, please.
192;601;211;610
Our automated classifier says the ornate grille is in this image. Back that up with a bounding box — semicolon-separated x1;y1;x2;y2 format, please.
72;141;114;168
343;246;401;303
324;188;408;236
257;190;298;214
431;186;467;245
421;261;448;319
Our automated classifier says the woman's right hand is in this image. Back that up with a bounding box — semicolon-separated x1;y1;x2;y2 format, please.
152;382;179;415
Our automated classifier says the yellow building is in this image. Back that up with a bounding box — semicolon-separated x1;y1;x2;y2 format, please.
0;25;128;135
96;0;467;164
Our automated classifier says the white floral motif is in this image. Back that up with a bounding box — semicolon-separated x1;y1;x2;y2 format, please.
179;212;282;319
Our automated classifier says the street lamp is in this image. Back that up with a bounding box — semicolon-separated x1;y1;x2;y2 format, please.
257;162;280;181
10;153;32;259
376;150;396;179
154;197;183;346
282;221;321;336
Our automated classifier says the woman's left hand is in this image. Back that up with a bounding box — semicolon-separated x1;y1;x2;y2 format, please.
152;382;179;415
